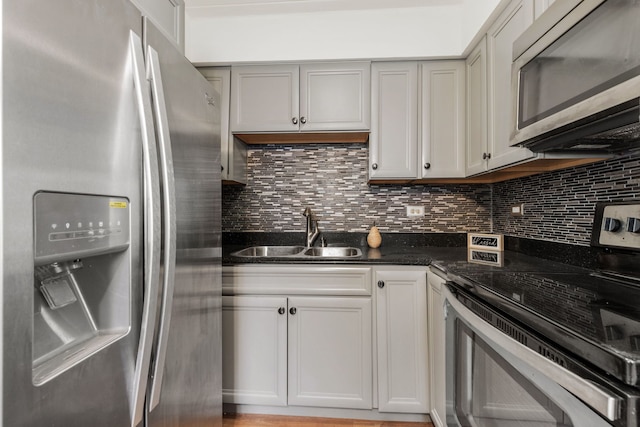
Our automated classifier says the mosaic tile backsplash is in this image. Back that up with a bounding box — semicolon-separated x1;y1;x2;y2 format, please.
493;154;640;246
222;144;492;233
222;143;640;246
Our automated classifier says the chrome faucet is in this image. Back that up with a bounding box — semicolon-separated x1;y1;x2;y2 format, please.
303;207;320;247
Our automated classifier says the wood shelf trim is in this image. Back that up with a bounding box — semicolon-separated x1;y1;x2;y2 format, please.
234;132;369;145
368;157;608;185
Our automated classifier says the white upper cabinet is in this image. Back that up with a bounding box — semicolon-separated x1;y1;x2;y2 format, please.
420;61;466;178
534;0;556;19
230;62;370;133
199;67;247;184
370;62;419;179
466;37;489;176
231;65;300;132
370;61;466;181
130;0;184;51
486;0;536;169
467;0;536;175
300;63;371;131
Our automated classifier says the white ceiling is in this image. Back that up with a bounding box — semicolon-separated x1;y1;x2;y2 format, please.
184;0;463;16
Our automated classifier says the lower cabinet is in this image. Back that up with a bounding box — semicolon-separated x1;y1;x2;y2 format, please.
288;296;372;409
222;264;430;416
427;268;447;427
221;265;373;410
375;267;429;413
222;296;288;406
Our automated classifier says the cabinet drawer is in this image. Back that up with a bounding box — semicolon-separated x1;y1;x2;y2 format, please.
222;265;372;296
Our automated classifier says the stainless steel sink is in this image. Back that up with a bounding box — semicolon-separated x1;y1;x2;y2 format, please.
302;247;361;258
230;245;362;259
231;245;306;257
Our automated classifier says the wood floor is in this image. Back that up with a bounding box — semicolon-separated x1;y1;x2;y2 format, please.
223;413;434;427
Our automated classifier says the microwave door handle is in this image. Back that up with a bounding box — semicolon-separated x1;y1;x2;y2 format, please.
145;46;178;412
443;287;622;423
129;31;163;427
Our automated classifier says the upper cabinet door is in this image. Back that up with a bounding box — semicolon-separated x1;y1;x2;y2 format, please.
420;61;466;178
534;0;556;19
299;62;371;132
487;0;535;170
130;0;184;52
199;67;231;180
370;62;419;179
465;37;488;176
230;65;300;132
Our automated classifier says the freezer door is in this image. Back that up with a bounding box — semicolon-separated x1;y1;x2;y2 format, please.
143;19;222;427
2;0;146;426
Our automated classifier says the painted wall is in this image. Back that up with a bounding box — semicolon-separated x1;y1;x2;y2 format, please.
185;0;501;64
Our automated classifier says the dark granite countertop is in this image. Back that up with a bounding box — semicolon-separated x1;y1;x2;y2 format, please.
223;232;469;266
223;232;619;273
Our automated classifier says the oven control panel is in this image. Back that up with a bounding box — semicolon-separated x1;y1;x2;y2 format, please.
592;202;640;250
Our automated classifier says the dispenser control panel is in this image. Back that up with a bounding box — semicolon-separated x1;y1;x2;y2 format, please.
34;192;130;264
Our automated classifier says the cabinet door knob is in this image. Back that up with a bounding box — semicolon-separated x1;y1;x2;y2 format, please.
300;116;307;124
424;163;431;170
289;307;297;315
278;307;286;315
377;280;385;288
482;152;492;160
292;117;298;125
372;163;378;170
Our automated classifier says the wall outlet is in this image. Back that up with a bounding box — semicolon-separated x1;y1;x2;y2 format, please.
511;204;524;216
407;205;425;217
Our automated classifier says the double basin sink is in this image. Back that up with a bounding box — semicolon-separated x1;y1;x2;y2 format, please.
231;245;362;259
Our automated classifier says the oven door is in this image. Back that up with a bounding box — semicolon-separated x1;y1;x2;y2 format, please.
444;285;621;427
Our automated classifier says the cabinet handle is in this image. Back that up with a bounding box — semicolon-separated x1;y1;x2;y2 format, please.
424;163;431;170
289;307;297;315
482;152;492;160
372;163;378;170
300;116;307;124
221;165;224;172
377;280;385;288
292;117;298;125
278;307;285;315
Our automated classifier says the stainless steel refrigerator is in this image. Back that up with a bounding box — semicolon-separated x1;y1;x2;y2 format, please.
1;1;222;426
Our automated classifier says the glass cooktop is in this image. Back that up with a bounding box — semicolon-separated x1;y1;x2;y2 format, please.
449;264;640;387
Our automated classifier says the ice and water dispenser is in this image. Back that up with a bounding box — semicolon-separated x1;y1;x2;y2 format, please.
33;192;131;385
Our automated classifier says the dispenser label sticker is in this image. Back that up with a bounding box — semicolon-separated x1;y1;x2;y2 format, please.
109;201;127;209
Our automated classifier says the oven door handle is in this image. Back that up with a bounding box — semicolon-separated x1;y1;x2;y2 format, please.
443;286;622;423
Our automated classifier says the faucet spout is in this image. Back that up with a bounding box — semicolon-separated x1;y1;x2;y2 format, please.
303;208;321;247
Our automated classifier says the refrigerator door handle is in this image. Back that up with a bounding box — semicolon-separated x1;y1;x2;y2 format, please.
129;31;163;427
146;46;178;412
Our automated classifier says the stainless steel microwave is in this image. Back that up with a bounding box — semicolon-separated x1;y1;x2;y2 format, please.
510;0;640;154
